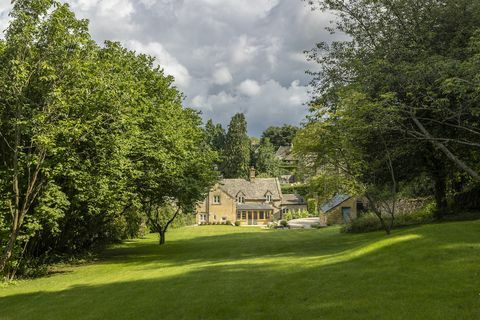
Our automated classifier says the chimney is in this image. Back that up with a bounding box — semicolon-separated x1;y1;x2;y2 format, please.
249;167;256;181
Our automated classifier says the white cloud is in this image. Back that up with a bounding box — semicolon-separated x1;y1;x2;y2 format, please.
212;65;233;85
231;35;259;64
1;0;336;135
127;40;191;88
237;79;262;96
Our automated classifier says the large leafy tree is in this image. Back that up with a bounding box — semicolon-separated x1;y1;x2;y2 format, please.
222;113;251;179
306;0;480;183
261;125;298;148
0;0;217;277
302;0;480;219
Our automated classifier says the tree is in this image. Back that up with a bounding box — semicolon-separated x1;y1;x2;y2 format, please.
0;0;98;275
204;119;226;152
0;0;218;278
222;113;251;179
305;0;480;184
261;125;298;148
255;138;281;177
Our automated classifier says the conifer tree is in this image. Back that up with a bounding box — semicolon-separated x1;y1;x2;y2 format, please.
222;113;250;178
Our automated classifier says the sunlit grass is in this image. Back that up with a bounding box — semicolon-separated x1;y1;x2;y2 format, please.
0;221;479;319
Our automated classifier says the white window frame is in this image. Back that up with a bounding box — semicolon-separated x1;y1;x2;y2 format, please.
237;195;245;203
200;214;208;222
266;194;272;202
213;195;221;204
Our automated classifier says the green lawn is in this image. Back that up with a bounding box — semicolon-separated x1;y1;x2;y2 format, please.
1;221;479;320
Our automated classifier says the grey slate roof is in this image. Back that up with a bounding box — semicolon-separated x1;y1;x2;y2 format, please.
237;203;274;210
218;178;281;201
320;194;351;213
281;194;306;205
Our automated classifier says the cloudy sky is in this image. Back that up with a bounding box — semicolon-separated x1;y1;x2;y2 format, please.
0;0;335;136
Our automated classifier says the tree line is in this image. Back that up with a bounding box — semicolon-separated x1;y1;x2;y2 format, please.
0;0;217;279
294;0;480;233
205;114;298;179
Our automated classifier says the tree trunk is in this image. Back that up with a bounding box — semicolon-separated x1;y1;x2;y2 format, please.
0;225;19;274
159;229;166;245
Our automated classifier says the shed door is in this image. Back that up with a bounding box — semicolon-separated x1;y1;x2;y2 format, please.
342;207;351;224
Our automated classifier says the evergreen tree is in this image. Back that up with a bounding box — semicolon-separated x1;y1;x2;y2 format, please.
256;138;281;177
205;119;226;152
222;113;250;178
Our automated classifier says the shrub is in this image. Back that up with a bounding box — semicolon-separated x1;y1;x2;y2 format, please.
342;201;436;233
234;221;241;226
279;220;288;227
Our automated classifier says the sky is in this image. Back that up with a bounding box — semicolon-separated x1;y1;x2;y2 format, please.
0;0;336;136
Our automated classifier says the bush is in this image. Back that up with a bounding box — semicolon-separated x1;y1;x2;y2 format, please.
342;202;436;233
234;221;241;226
226;220;232;225
279;220;288;227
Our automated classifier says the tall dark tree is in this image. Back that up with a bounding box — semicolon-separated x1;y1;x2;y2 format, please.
222;113;250;179
204;119;226;152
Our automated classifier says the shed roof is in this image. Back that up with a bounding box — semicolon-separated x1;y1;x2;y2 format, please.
320;194;352;213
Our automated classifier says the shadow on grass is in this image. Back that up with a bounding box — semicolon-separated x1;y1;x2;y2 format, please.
1;221;479;320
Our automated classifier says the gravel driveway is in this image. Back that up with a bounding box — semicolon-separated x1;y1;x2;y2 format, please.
287;217;321;229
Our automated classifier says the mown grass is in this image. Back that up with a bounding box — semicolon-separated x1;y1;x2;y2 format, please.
1;221;479;319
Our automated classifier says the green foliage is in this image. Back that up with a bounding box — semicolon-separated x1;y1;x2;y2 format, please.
307;199;317;216
261;125;298;148
222;113;250;179
342;202;436;233
255;138;281;177
234;221;241;226
284;210;310;221
0;1;217;278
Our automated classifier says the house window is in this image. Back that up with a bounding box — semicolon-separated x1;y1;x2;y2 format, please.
237;195;245;203
214;215;217;220
282;208;288;214
260;211;265;219
241;212;246;220
213;195;220;204
237;212;241;220
222;216;227;221
266;194;272;202
200;214;207;222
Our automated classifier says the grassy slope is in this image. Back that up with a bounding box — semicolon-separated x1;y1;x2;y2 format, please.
0;221;479;320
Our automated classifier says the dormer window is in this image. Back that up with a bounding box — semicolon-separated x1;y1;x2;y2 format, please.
236;192;245;203
266;194;272;202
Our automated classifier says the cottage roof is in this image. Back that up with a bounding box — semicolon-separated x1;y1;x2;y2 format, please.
281;194;306;205
320;194;351;213
237;203;274;210
218;178;281;200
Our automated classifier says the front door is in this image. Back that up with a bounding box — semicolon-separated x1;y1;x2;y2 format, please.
248;211;253;225
342;207;351;224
